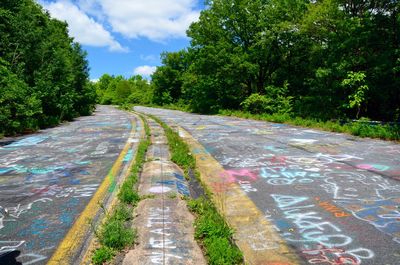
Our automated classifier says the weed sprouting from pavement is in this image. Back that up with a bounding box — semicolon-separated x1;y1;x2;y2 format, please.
92;246;114;265
98;204;136;250
92;114;150;264
147;115;195;179
188;198;243;265
118;114;150;205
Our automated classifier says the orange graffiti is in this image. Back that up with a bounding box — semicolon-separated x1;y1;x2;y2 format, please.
317;200;351;218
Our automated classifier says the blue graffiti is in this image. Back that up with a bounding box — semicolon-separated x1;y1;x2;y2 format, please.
31;219;48;235
275;219;292;230
60;212;74;226
0;168;12;175
123;150;133;162
156;177;190;196
7;136;48;147
79;170;90;175
337;198;400;242
173;173;184;181
157;180;175;186
75;161;91;165
176;182;190;196
261;168;322;185
271;194;309;209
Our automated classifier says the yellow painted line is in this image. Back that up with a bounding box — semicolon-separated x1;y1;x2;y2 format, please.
48;119;138;265
79;115;145;265
178;127;300;265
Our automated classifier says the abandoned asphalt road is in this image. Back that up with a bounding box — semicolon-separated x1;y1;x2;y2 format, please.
136;106;400;265
0;106;139;264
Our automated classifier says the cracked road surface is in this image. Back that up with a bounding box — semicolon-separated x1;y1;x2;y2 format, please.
136;106;400;265
0;106;138;264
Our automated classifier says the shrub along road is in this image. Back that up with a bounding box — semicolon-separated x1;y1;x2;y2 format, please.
135;106;400;265
0;106;141;264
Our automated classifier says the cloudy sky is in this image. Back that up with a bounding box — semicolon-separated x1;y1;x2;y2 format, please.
38;0;205;79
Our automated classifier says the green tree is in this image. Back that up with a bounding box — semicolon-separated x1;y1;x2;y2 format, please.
0;0;96;135
152;51;189;105
149;0;399;121
0;59;41;135
341;71;369;119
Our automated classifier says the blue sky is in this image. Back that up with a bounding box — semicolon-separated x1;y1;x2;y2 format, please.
38;0;205;80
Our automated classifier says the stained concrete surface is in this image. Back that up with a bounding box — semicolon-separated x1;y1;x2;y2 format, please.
123;118;205;265
136;106;400;265
0;106;139;264
123;199;205;265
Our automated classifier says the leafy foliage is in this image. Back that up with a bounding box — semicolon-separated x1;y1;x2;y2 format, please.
341;71;369;119
95;74;153;106
0;0;96;136
0;59;41;134
241;82;293;114
149;0;399;122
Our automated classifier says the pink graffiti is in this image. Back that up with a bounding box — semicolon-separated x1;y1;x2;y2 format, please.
302;245;359;265
220;169;258;184
356;164;390;172
268;156;287;166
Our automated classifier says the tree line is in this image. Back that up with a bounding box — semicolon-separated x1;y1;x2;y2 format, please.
149;0;399;121
95;74;153;107
0;0;96;136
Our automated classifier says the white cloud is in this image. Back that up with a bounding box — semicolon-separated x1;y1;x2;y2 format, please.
134;65;157;77
76;0;105;21
41;0;127;52
98;0;201;41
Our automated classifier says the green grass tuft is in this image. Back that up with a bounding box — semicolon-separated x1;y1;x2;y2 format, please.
188;198;243;265
98;217;136;250
118;114;150;204
98;204;135;250
148;115;195;179
92;246;115;265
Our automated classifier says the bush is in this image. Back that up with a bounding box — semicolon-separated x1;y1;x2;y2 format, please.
0;60;42;135
240;93;273;114
241;93;293;115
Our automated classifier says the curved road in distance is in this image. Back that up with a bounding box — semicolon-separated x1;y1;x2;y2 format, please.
0;106;138;264
136;106;400;265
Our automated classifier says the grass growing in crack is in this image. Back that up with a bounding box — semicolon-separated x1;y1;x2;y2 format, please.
147;114;243;264
148;115;195;179
92;246;114;265
92;115;151;265
188;198;243;265
118;114;150;205
92;204;136;264
98;204;135;250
